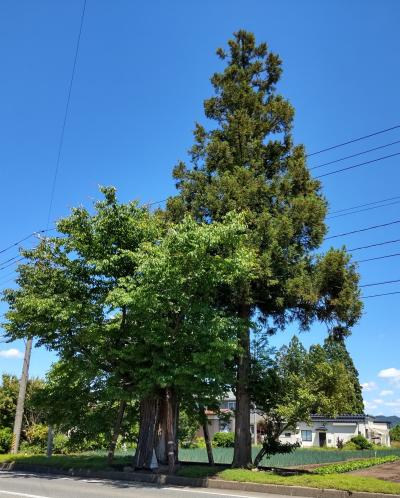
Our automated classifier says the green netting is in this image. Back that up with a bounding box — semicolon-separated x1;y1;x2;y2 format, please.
178;447;400;466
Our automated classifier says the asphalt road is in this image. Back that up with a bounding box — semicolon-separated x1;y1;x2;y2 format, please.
0;472;294;498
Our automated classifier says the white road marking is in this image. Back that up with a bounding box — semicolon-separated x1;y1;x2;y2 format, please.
0;491;52;498
163;488;259;497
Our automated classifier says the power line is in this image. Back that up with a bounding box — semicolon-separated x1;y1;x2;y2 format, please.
360;278;400;288
314;151;400;179
348;238;400;252
0;257;24;272
356;252;400;263
307;125;400;157
146;197;169;207
46;0;87;228
329;194;400;215
326;219;400;240
327;200;400;220
0;254;21;267
310;140;400;170
362;290;400;299
0;229;54;256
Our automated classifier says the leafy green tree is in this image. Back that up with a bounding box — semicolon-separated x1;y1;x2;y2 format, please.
390;425;400;442
2;188;254;470
167;30;362;466
323;335;364;413
2;187;159;459
31;358;138;455
0;374;45;434
252;336;360;466
112;213;255;469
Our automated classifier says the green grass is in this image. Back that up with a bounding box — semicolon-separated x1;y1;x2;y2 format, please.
177;466;400;494
0;453;132;470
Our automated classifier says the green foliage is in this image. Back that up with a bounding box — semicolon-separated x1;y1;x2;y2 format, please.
0;374;45;434
25;423;48;448
53;433;69;455
178;410;200;448
213;432;235;447
390;424;400;441
0;427;12;453
348;435;373;450
313;455;400;474
251;335;362;465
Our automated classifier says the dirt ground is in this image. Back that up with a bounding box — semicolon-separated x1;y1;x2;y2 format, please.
351;461;400;483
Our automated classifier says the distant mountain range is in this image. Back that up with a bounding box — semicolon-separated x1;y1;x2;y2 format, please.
374;415;400;427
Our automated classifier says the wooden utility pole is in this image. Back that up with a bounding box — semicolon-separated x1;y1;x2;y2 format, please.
46;425;54;458
11;338;32;454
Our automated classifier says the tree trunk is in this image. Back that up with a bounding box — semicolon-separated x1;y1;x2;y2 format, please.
232;304;252;468
155;388;178;470
133;395;159;469
200;406;214;465
107;400;126;465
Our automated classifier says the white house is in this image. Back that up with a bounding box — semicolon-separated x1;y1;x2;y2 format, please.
200;395;391;447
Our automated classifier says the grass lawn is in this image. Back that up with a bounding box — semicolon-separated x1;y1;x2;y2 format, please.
177;466;400;495
0;453;132;470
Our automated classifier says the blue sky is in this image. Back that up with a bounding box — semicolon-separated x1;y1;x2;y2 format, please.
0;0;399;416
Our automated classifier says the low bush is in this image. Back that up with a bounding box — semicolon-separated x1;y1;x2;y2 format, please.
212;432;234;448
313;455;400;474
0;427;12;454
53;433;70;454
344;435;373;450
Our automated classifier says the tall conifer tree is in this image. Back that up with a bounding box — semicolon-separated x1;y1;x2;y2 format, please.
168;31;362;466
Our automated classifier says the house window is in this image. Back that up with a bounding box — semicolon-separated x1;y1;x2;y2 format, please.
301;430;312;442
227;401;236;411
284;433;291;437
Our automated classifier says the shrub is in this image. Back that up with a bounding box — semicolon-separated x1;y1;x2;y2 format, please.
314;455;400;474
212;432;234;448
53;433;69;454
25;424;48;450
0;427;13;454
348;434;373;450
343;441;358;450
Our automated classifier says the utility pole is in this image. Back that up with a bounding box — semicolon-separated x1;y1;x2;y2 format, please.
11;338;32;454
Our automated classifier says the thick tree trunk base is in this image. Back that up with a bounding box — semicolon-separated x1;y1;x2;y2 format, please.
133;396;159;469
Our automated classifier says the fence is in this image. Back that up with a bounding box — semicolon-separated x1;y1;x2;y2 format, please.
178;447;400;467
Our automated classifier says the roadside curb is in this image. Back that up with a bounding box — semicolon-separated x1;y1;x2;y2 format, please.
1;462;399;498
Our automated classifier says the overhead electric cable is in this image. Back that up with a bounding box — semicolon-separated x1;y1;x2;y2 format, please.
356;252;400;263
329;195;400;215
310;140;400;170
0;229;54;256
327;200;400;220
360;279;400;288
348;239;400;252
307;125;400;157
0;255;21;267
326;219;400;240
362;290;400;299
0;257;24;272
315;151;400;179
46;0;87;228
